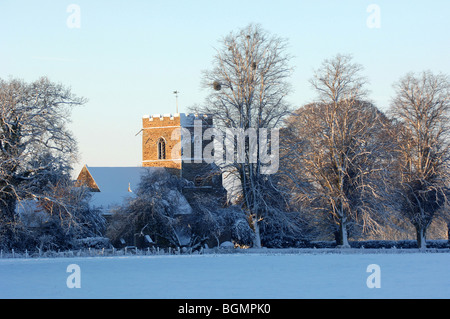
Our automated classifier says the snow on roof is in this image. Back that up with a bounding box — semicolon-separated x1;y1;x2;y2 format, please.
84;166;160;214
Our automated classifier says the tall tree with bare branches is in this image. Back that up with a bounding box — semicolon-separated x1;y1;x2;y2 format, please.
282;54;392;246
192;24;294;248
389;71;450;249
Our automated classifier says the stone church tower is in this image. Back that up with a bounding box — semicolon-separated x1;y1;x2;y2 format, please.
141;113;220;187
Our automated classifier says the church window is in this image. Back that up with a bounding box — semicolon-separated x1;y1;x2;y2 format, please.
157;138;166;160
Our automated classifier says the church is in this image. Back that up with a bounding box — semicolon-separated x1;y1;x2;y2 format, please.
141;112;216;184
76;112;226;217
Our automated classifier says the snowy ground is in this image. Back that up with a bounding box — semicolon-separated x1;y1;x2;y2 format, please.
0;251;449;299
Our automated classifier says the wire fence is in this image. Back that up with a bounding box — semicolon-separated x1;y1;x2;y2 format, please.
0;246;204;259
2;246;450;259
1;240;449;259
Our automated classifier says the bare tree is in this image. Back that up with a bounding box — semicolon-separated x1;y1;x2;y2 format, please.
0;76;86;248
389;71;450;249
192;24;294;248
310;54;367;104
281;54;392;247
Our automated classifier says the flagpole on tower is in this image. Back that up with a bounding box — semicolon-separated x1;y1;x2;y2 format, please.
173;90;179;114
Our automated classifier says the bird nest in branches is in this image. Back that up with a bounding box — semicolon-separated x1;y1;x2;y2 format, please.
213;81;222;91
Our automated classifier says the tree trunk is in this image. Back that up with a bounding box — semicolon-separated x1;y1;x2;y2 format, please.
337;217;350;248
416;226;427;249
0;192;19;249
334;203;350;248
0;191;18;225
252;216;262;248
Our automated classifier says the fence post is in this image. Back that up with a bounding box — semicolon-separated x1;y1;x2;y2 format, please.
12;249;14;258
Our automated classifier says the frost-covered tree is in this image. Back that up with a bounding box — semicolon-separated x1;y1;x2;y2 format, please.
107;168;256;249
39;164;105;237
389;71;450;249
192;24;294;248
107;169;192;248
187;193;254;248
26;168;105;251
281;55;393;247
0;77;86;248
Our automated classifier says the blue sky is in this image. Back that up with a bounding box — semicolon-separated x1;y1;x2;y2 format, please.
1;0;449;174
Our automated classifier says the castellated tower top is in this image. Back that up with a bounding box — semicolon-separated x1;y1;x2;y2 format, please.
141;112;213;172
142;113;212;127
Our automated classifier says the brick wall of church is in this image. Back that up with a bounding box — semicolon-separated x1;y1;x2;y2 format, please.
142;113;221;188
141;112;226;210
142;114;182;170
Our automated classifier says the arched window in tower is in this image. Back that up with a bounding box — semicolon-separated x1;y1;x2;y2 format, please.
157;137;166;160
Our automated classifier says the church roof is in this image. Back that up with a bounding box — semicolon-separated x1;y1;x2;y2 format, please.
76;165;157;214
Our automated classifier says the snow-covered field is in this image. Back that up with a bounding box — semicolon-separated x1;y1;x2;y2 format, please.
0;251;449;299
